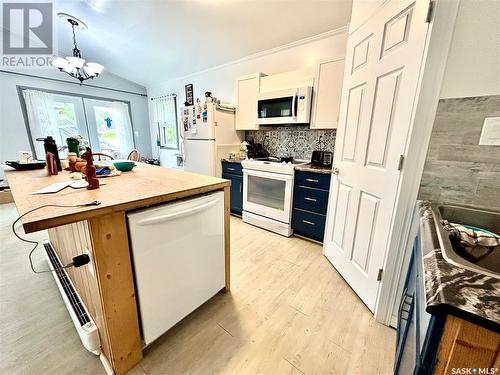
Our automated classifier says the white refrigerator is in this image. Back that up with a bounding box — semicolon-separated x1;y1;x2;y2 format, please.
181;102;243;177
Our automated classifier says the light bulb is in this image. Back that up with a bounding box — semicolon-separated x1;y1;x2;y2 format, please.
83;64;96;77
85;62;104;75
51;56;67;69
63;64;75;73
66;56;86;69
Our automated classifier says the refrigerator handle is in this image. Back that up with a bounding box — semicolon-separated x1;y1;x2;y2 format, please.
137;199;219;226
179;117;186;165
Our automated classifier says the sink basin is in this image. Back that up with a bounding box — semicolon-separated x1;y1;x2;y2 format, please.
431;204;500;279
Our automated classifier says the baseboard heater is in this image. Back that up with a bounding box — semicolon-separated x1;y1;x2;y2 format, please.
43;240;100;355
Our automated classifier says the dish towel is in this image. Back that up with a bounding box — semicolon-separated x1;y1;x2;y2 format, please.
441;220;500;262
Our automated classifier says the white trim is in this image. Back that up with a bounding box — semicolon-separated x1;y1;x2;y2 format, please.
147;27;348;91
390;315;398;329
99;353;114;375
374;0;461;325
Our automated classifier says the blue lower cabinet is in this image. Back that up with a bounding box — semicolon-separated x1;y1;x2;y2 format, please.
295;170;331;190
229;174;243;215
293;186;330;215
222;161;243;216
394;244;417;375
291;209;326;242
394;233;445;375
221;161;243;216
222;172;243;216
292;170;331;242
222;162;243;175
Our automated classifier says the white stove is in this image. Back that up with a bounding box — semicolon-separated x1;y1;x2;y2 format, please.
241;157;308;237
241;157;307;175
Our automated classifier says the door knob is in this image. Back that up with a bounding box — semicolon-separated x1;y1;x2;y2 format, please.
332;167;339;175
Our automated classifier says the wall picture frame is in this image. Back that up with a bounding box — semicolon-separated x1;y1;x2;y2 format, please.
185;84;194;106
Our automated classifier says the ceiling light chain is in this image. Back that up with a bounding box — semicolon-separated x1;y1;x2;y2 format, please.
52;15;104;84
70;21;80;57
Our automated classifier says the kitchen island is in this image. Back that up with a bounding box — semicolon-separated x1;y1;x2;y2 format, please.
5;163;231;375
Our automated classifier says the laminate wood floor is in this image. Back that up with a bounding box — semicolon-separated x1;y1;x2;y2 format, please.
0;203;395;375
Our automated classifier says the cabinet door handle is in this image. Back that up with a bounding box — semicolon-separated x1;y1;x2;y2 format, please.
305;178;319;183
396;287;406;346
397;287;408;329
398;288;414;323
302;220;315;225
304;197;317;202
239;183;242;193
227;167;236;171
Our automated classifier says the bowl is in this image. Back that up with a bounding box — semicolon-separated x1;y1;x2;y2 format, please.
113;161;136;172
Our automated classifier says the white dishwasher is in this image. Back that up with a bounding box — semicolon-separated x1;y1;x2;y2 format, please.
127;191;225;346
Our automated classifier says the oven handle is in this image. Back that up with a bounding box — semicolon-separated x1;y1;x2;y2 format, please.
242;168;294;181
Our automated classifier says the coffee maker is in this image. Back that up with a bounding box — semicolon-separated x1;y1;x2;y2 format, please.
246;138;269;159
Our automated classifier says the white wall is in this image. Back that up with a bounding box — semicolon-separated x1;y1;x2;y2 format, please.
0;68;152;166
146;28;348;168
440;0;500;98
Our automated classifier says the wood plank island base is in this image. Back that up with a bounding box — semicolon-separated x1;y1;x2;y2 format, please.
5;163;231;375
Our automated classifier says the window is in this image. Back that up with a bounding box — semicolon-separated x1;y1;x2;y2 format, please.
21;88;135;159
83;99;135;159
152;95;178;150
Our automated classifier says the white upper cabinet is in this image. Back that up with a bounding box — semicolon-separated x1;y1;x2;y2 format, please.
310;58;345;129
235;73;266;130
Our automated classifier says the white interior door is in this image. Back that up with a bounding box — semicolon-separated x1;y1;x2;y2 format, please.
323;0;431;311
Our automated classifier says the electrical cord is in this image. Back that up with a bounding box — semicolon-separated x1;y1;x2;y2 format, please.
11;200;101;274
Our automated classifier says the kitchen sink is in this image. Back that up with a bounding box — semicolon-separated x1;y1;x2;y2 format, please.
431;204;500;279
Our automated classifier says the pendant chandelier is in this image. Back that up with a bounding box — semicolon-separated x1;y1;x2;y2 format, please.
52;14;104;83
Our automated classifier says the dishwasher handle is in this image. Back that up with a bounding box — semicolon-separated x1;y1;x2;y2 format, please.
137;199;219;226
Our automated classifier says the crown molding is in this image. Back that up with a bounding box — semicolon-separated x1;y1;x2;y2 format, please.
148;26;348;90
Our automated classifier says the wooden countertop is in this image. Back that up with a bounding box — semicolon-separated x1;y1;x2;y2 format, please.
5;163;230;233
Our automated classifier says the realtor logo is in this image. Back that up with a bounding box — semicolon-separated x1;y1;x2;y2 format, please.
2;2;53;54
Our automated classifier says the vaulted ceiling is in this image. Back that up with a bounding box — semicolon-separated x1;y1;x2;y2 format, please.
53;0;352;87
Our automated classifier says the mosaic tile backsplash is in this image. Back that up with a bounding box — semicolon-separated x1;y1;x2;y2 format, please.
246;126;336;160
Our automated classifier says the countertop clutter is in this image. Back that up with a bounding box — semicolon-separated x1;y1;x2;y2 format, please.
417;201;500;331
5;162;229;233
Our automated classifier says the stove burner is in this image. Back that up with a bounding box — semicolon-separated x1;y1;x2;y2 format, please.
242;156;308;176
255;156;295;164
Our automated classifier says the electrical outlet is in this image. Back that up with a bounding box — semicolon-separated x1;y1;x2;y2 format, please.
134;131;139;137
479;117;500;146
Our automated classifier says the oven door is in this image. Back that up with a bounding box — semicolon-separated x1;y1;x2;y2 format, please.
257;88;297;125
243;169;294;223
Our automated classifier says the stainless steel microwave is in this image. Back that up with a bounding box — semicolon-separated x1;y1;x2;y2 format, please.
257;86;312;125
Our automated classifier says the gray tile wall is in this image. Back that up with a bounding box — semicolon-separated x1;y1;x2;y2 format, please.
418;95;500;211
246;126;336;160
